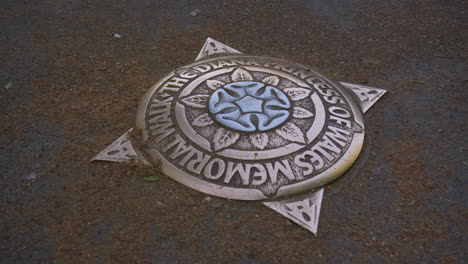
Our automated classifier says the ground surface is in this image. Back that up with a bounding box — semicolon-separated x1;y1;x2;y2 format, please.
0;0;466;263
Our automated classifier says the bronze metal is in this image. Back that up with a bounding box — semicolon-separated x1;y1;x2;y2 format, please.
136;55;364;200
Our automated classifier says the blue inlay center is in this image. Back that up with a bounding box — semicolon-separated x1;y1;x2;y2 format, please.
208;81;291;132
235;96;264;113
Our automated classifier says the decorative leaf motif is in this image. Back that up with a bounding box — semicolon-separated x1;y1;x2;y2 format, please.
192;113;214;127
275;122;306;144
180;94;210;108
262;75;280;86
283;87;312;101
213;128;240;151
250;133;269;150
207;80;225;90
231;68;253;81
292;107;314;119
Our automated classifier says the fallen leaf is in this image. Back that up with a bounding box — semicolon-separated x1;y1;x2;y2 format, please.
144;175;161;182
4;82;13;89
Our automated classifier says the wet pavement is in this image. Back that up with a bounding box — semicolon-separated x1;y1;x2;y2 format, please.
1;0;466;263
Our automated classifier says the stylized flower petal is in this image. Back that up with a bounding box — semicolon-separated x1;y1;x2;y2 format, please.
207;80;225;90
283;87;312;101
208;81;295;132
181;94;210;108
213;127;240;151
231;68;253;81
192;113;214;127
275;122;305;144
262;75;280;86
292;107;314;119
250;133;269;150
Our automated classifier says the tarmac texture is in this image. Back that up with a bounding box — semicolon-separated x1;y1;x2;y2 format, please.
1;0;466;263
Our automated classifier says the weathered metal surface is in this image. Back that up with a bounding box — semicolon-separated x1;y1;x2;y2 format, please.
195;37;242;61
92;38;387;234
339;82;387;113
263;188;324;236
92;128;150;165
196;38;387;114
136;54;365;200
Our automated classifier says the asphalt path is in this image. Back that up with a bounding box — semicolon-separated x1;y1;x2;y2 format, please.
1;0;466;263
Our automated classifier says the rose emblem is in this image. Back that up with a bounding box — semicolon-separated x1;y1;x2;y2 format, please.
180;68;315;151
208;81;291;132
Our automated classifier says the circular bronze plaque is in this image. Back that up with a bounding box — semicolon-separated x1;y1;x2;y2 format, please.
136;55;364;200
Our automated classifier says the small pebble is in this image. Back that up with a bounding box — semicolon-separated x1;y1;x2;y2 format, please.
25;172;37;180
190;9;200;16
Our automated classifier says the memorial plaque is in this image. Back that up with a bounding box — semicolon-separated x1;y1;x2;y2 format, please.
93;38;386;234
136;55;364;200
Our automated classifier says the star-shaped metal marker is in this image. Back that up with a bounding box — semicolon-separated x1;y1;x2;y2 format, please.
93;38;386;236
